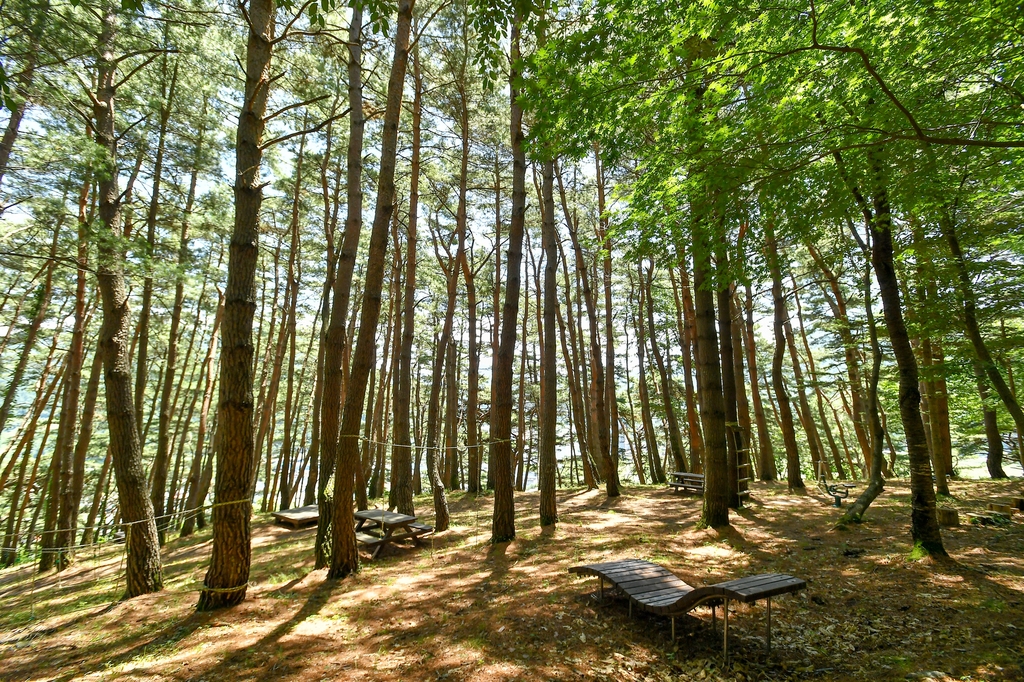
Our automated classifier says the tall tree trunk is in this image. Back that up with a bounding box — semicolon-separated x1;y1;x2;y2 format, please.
491;10;527;542
807;244;872;468
52;206;94;568
278;132;305;511
74;345;103;544
743;284;777;480
389;35;421;516
303;120;342;506
839;225;886;525
134;59;178;439
715;247;740;509
180;294;223;537
539;156;558;526
152;91;195;543
329;0;415;579
93;3;162;597
198;0;275;609
317;1;364;568
942;213;1024;462
645;266;687;473
693;220;729;529
556;238;595;488
594;146;619;493
730;286;754;480
866;148;945;557
766;224;804;490
791;274;846;479
635;266;665;483
977;362;1006;478
670;262;705;468
0;226;59;442
566;218;616;496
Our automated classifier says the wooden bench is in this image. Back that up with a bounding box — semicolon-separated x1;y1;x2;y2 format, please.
570;559;805;659
271;504;319;528
668;472;704;494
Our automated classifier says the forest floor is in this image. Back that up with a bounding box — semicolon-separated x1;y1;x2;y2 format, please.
1;478;1022;682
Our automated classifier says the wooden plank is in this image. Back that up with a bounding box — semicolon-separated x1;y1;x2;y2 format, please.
355;532;385;547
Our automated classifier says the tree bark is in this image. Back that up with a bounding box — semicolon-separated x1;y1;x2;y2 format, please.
317;1;364;568
977;362;1006;478
743;284;777;480
329;0;415;578
93;4;162;597
867;148;945;557
198;0;275;609
491;10;526;542
766;224;804;490
539;157;558;526
693;229;729;529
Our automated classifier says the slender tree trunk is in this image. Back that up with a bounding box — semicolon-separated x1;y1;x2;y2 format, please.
491;10;527;542
645;267;687;473
671;262;705;468
977;362;1006;478
52;225;93;568
942;213;1024;460
766;224;804;490
317;1;364;568
74;345;103;544
839;229;887;525
635;267;664;483
0;227;59;442
92;4;162;597
278;133;305;511
198;0;275;609
3;340;64;566
791;274;845;479
594;146;619;493
389;37;421;516
329;0;415;578
539;156;558;525
730;286;754;480
134;59;178;439
807;244;872;467
566;219;616;496
743;284;777;480
866;148;945;557
180;294;222;537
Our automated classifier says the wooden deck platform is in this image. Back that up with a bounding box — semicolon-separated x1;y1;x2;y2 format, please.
271;504;320;528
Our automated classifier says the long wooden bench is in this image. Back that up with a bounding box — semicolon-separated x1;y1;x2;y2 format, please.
668;472;704;494
570;559;805;658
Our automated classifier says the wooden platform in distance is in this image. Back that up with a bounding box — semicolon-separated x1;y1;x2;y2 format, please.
271;504;320;528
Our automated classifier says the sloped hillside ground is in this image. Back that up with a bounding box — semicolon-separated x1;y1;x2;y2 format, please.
1;479;1022;682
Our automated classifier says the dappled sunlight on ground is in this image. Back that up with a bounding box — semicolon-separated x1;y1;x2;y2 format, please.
1;478;1023;681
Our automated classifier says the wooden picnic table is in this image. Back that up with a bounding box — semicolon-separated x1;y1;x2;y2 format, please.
354;509;433;559
668;471;704;494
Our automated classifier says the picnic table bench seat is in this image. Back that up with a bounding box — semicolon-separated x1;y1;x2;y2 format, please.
571;559;805;659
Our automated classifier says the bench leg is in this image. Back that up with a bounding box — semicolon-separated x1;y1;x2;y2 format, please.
723;598;730;662
600;578;604;599
671;617;675;641
629;601;632;618
766;597;771;656
711;604;716;633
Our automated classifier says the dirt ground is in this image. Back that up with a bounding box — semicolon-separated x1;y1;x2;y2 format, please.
1;479;1023;682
